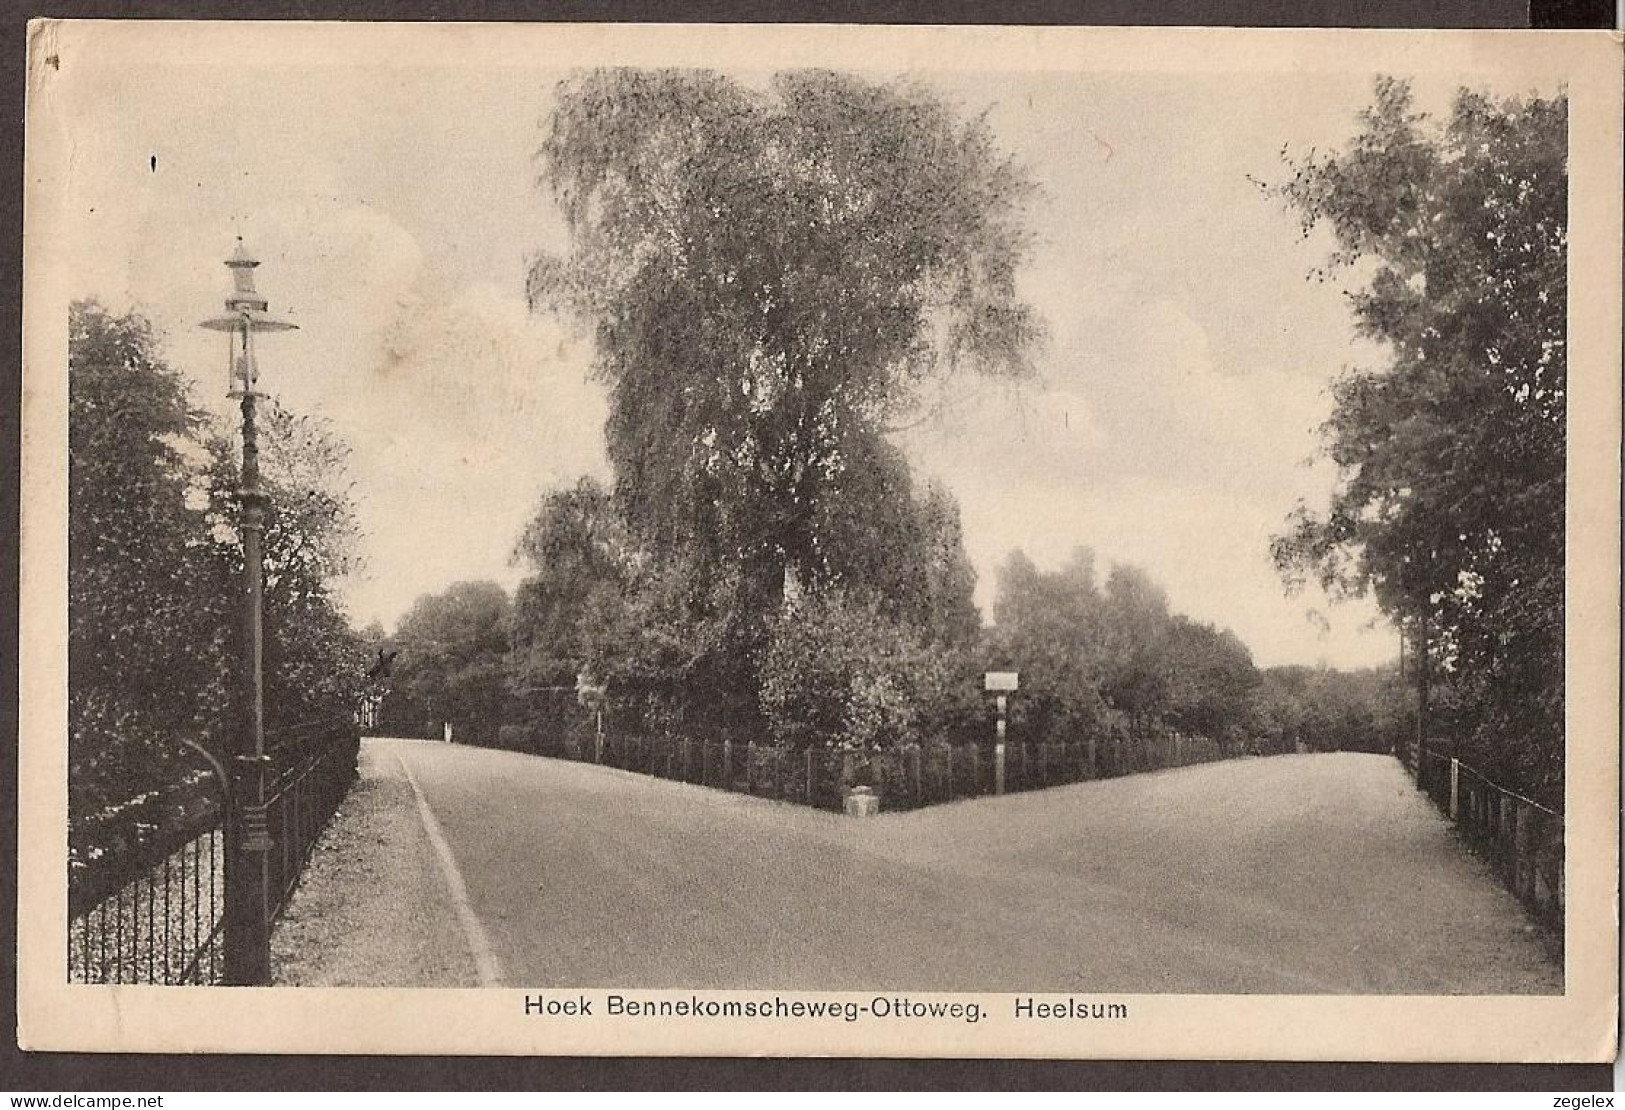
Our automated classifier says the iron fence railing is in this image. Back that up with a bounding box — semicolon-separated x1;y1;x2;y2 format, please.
67;718;359;984
513;723;1236;813
68;796;226;985
1411;745;1563;934
265;720;362;920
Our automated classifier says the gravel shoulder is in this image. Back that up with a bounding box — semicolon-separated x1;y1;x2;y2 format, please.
270;741;478;987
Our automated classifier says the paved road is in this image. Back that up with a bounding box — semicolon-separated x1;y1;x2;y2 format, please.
272;737;1559;994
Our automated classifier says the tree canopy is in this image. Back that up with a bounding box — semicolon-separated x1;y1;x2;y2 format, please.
68;301;369;824
1267;79;1567;799
389;580;515;744
205;399;369;732
530;68;1041;603
1254;664;1412;756
508;476;632;694
989;548;1259;748
69;302;237;814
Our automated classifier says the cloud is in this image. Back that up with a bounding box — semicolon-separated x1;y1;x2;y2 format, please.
947;476;1393;669
898;294;1368;668
91;196;607;632
332;281;609;630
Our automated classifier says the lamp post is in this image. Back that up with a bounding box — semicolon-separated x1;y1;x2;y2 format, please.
202;238;297;986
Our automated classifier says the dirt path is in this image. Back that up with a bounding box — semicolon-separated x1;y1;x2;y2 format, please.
272;738;1559;994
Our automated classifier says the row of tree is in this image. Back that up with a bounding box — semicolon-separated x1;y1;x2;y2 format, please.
68;301;369;828
377;464;986;752
988;550;1262;748
361;73;1562;812
378;538;1412;761
1267;79;1568;806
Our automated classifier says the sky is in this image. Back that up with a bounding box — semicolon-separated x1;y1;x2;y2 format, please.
42;37;1556;668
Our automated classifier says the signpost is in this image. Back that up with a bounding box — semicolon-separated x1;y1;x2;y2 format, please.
577;670;607;763
985;672;1018;794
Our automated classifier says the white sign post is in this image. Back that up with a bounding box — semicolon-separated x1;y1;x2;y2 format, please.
577;670;607;763
985;672;1018;794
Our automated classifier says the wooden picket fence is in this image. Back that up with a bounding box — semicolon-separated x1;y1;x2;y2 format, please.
1412;743;1563;934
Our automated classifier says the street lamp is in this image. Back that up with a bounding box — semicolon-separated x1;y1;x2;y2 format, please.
202;238;297;986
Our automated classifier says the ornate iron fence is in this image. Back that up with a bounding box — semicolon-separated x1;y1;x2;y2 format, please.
67;718;359;984
68;792;226;985
264;720;362;920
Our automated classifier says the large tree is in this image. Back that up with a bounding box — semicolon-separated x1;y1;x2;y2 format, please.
508;476;631;690
1161;618;1260;746
1097;563;1176;728
530;69;1041;604
204;400;370;736
68;301;236;817
1267;79;1567;800
68;301;369;824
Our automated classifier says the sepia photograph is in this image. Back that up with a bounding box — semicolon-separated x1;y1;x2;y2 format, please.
17;21;1621;1060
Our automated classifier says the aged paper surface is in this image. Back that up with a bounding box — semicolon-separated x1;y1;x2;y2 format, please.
18;20;1622;1059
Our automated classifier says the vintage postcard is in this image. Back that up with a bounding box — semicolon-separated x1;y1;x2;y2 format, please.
17;21;1622;1060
